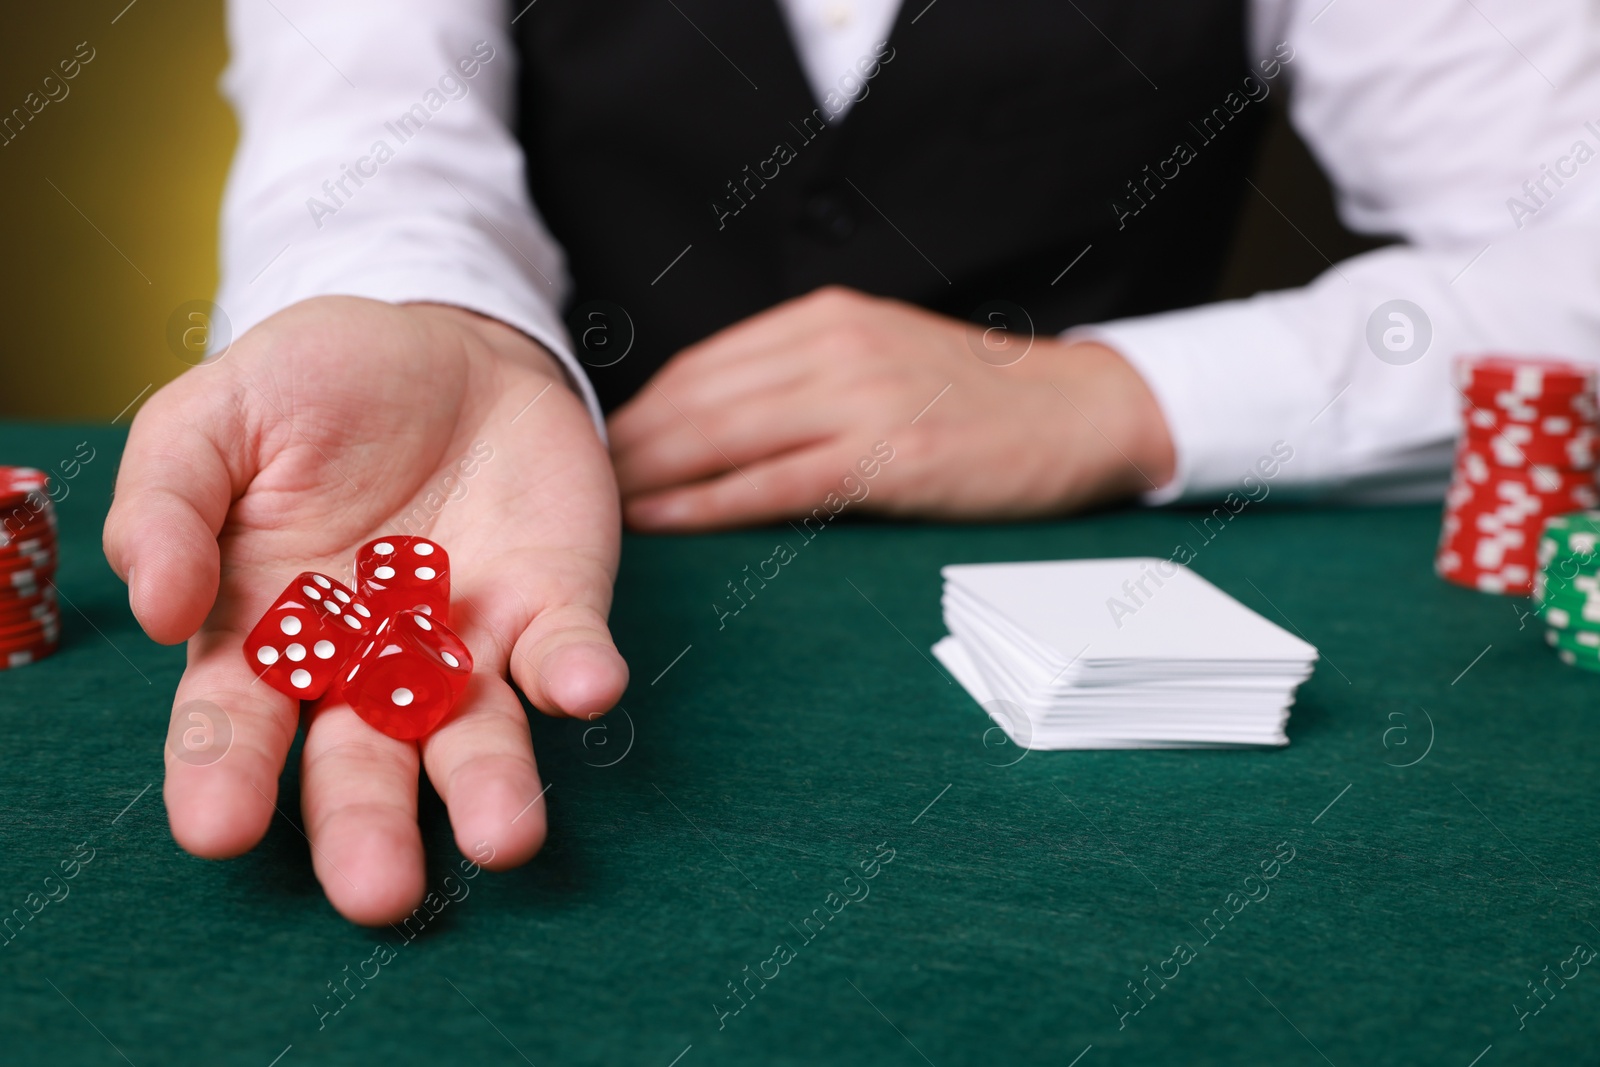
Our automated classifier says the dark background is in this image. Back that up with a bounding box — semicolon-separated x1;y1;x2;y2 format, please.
0;0;1380;420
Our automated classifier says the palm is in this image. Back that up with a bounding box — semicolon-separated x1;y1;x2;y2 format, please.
106;297;627;924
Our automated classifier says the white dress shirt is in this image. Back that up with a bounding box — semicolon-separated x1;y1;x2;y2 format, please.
216;0;1600;502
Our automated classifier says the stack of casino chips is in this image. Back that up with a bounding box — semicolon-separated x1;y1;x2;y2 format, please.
0;467;60;669
1436;356;1600;595
1535;513;1600;671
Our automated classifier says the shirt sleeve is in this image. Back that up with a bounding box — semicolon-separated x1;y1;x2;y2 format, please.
1070;0;1600;504
214;0;604;432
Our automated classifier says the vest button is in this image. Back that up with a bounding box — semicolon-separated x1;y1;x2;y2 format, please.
801;190;857;244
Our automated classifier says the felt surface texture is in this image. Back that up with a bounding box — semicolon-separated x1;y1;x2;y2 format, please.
0;423;1595;1066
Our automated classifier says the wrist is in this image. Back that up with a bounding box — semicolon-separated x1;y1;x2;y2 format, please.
410;302;567;382
1019;339;1177;502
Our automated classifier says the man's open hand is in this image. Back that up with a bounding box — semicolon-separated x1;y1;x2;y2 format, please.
104;297;627;925
608;287;1175;530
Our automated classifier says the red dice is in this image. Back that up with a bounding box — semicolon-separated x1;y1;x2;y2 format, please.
243;572;375;699
341;609;473;740
355;536;450;619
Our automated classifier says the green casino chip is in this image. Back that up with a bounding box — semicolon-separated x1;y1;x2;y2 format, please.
1536;590;1600;629
1556;645;1600;674
1539;511;1600;671
1546;626;1600;655
1540;511;1600;562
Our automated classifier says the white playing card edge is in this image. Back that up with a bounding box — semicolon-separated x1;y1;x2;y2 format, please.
932;635;1290;751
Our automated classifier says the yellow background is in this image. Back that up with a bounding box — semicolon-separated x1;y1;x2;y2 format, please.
0;1;233;421
0;4;1372;422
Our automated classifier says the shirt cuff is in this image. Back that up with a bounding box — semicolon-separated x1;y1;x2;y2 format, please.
1065;295;1321;506
221;225;606;442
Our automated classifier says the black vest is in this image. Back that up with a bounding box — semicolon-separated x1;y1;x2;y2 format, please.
516;0;1266;411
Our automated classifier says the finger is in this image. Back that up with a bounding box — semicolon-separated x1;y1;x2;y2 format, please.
104;387;243;645
421;673;548;871
452;561;628;721
507;599;628;720
608;347;809;457
612;381;836;499
300;700;427;926
623;444;849;531
606;285;871;452
163;627;300;860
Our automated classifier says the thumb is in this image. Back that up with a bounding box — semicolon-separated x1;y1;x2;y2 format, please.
103;385;241;645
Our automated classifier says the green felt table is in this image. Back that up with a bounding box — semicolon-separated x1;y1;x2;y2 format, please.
2;422;1598;1067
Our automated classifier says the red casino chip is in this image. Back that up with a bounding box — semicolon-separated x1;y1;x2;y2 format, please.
1436;514;1538;594
1445;471;1599;515
0;562;58;590
1457;359;1600;426
0;495;51;531
1455;355;1597;397
1453;450;1597;487
0;615;58;639
0;467;61;668
0;580;57;610
1437;565;1534;595
0;580;56;609
0;534;53;560
0;615;61;647
1459;427;1599;469
0;507;53;543
1441;357;1600;596
0;631;60;670
0;503;54;536
0;601;59;629
0;466;49;499
1463;393;1600;428
0;504;55;545
0;546;55;574
1436;545;1535;595
1463;411;1596;439
0;606;60;639
0;603;54;628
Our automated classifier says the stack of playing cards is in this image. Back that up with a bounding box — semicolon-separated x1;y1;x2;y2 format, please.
932;559;1319;749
